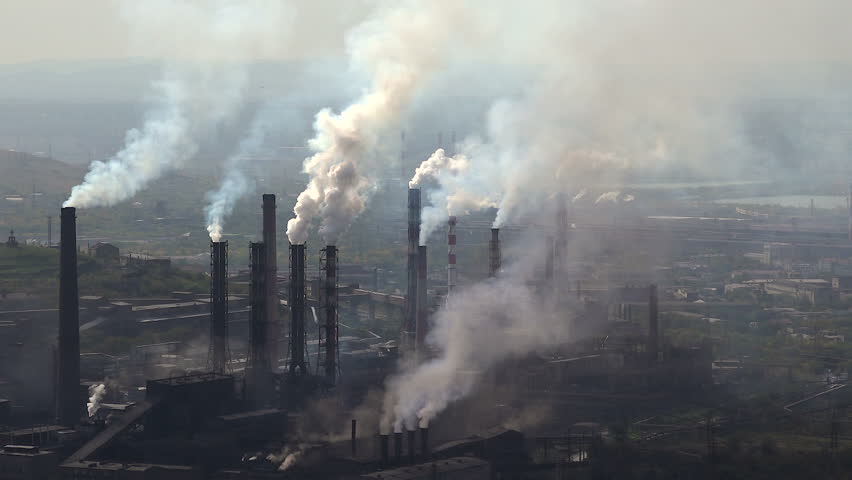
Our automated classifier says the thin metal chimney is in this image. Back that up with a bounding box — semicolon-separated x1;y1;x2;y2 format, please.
544;235;554;281
648;284;659;360
57;207;81;426
555;194;568;273
320;245;339;384
209;241;229;373
489;228;501;278
262;194;279;371
447;216;457;295
289;243;307;377
416;246;428;354
406;188;421;350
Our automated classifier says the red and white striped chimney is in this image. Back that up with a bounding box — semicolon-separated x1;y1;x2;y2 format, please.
447;216;457;295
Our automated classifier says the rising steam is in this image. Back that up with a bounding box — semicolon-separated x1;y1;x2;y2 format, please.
382;236;572;431
64;0;287;209
287;0;475;245
87;383;107;417
204;107;278;241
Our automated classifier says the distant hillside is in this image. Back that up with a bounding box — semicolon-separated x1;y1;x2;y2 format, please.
0;150;85;197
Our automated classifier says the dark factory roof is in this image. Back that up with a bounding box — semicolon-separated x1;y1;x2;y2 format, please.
149;372;232;386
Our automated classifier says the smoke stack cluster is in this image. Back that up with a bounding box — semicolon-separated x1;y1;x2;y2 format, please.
416;246;428;354
209;241;229;373
321;245;339;384
489;228;501;278
262;195;279;371
447;216;457;295
648;284;659;360
57;207;81;426
289;243;307;377
406;188;421;350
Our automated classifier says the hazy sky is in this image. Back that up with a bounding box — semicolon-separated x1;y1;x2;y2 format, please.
0;0;372;65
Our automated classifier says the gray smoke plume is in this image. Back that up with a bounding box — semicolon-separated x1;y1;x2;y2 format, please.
413;0;852;231
413;147;497;243
382;235;572;431
204;105;281;241
64;0;288;209
286;0;478;245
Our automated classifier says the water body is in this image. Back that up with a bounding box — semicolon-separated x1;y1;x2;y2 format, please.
714;195;846;209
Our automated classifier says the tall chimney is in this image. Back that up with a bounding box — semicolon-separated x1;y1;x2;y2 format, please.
394;431;403;462
406;189;421;350
47;215;52;247
57;207;81;426
289;243;307;376
544;235;554;281
407;429;416;464
848;184;852;242
262;194;279;371
380;434;390;465
420;426;429;458
416;246;428;354
321;245;339;384
209;241;229;373
555;195;568;274
247;242;268;406
648;284;658;360
489;228;501;278
447;216;457;295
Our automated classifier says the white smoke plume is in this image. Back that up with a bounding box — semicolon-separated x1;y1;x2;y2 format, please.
266;444;305;471
64;0;288;208
87;383;107;417
382;236;572;431
409;148;469;189
204;105;281;241
572;189;587;203
286;0;477;245
594;191;621;205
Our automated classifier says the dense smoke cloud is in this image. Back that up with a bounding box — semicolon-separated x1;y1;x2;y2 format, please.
382;235;572;432
286;0;478;245
388;0;852;432
87;383;106;417
64;0;288;208
412;0;852;234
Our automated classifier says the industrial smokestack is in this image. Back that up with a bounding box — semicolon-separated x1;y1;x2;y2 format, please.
247;242;268;406
57;207;81;426
248;242;267;368
209;241;229;373
848;184;852;242
262;194;279;371
648;284;658;360
555;195;568;274
447;216;457;295
380;434;389;465
416;246;428;354
406;188;421;350
289;243;307;377
407;429;416;464
544;235;554;281
394;431;403;463
420;426;429;458
321;245;339;384
351;419;357;456
489;228;501;278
